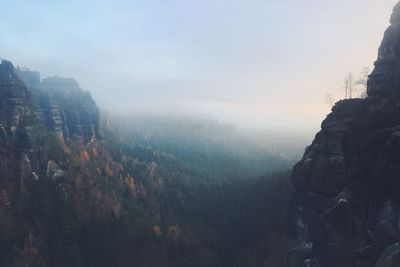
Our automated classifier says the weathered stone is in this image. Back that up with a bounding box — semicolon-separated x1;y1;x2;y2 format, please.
368;3;400;97
16;69;101;143
46;160;59;178
287;242;313;267
0;60;31;129
0;58;101;188
314;200;355;267
15;67;40;90
375;243;400;267
289;3;400;266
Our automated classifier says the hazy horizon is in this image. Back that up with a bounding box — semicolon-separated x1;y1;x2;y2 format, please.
1;0;398;131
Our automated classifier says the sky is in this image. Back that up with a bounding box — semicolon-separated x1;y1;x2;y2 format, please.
0;0;398;131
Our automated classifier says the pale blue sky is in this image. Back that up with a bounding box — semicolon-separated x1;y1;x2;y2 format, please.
0;0;398;130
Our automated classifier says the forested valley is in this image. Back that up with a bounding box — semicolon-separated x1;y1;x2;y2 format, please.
0;65;305;266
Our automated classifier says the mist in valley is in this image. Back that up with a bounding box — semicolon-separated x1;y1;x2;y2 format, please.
1;1;399;267
1;0;397;134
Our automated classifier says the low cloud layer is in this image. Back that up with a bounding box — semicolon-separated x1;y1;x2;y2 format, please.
0;0;397;131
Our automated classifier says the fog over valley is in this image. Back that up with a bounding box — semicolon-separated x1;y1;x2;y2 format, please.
1;0;398;132
2;1;400;266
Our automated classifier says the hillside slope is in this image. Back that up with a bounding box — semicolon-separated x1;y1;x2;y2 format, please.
0;59;293;266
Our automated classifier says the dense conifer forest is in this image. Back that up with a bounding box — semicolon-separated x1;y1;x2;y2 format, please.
0;112;296;267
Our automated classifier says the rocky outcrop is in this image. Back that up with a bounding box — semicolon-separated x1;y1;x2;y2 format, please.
289;3;400;267
16;69;100;143
0;60;100;187
15;66;40;90
0;60;32;129
0;60;40;183
368;2;400;98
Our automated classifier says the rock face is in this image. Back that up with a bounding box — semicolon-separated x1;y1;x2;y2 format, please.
289;3;400;267
368;2;400;98
16;69;100;143
15;66;40;90
0;60;34;173
0;59;100;184
0;60;32;129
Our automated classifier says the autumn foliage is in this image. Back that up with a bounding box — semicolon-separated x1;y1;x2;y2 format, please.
80;150;90;161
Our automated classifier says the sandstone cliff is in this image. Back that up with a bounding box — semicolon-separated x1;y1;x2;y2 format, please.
0;59;100;187
289;2;400;267
16;67;100;144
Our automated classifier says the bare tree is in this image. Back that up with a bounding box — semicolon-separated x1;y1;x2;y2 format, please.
355;67;370;98
344;72;353;99
325;93;336;107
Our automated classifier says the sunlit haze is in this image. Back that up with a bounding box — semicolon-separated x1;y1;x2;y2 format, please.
0;0;397;131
